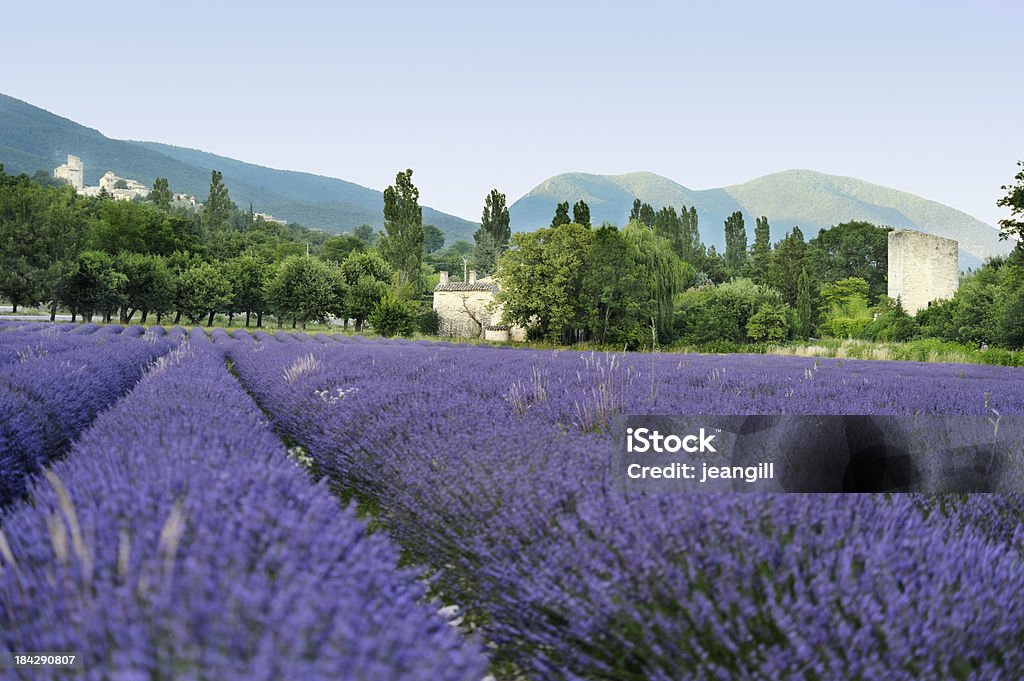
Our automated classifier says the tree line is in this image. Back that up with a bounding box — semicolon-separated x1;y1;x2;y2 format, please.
489;161;1024;350
3;159;1022;348
0;165;437;335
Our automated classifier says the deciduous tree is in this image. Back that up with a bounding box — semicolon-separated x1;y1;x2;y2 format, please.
997;160;1024;251
380;169;424;288
551;201;571;228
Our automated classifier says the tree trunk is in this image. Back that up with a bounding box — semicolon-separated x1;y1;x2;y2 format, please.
228;312;234;326
10;302;16;313
141;309;149;324
50;303;57;322
343;318;349;331
355;319;363;332
245;310;251;327
256;312;263;328
126;309;136;323
174;310;182;324
71;310;77;323
207;310;215;327
291;318;297;329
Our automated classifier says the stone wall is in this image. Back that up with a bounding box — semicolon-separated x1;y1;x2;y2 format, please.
433;290;497;338
887;230;959;314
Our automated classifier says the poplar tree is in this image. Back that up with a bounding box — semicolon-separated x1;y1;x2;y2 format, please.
474;188;511;274
202;170;232;233
797;266;812;339
380;168;424;288
724;211;747;275
150;177;172;211
573;199;591;228
478;188;511;249
749;215;772;284
551;201;571;227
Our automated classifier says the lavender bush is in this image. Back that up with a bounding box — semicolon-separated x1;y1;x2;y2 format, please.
0;325;177;505
0;333;486;680
229;337;1024;679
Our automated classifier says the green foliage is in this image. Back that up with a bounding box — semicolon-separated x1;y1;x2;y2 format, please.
477;188;511;252
674;279;790;345
422;225;445;254
572;200;591;228
380;169;425;288
177;261;233;326
680;206;702;264
653;206;679;246
369;293;418;337
321;234;365;264
817;277;872;338
949;270;1000;345
622;221;693;342
339;250;392;331
471;230;500;276
808;221;890;301
796;267;812;340
497;222;595;341
91;200;198;256
115;252;175;323
59;250;126;321
723;211;747;275
150;177;172;211
550;201;571;228
997;160;1024;248
265;255;338;329
993;263;1024;348
471;188;509;274
0;170;90;310
746;301;791;343
767;227;807;306
580;225;651;347
819;277;869;310
202;170;233;234
418;307;441;335
749;216;772;284
639;203;655;227
225;254;271;326
862;297;916;342
353;224;376;243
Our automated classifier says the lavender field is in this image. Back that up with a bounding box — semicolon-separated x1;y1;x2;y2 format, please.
2;320;1024;680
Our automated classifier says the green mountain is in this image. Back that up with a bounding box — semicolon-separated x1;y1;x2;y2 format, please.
509;170;1012;269
0;93;478;243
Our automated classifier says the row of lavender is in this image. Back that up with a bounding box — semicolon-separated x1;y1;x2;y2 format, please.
0;322;182;505
229;333;1024;680
0;329;486;680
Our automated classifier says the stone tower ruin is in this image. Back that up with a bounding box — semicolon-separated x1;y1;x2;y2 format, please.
887;230;958;314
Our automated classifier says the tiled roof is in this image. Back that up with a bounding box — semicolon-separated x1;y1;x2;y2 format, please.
434;282;498;293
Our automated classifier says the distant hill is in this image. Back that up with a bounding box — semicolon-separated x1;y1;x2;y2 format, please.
0;93;478;243
509;170;1012;269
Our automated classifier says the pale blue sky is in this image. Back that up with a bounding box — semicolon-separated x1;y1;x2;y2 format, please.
3;0;1021;227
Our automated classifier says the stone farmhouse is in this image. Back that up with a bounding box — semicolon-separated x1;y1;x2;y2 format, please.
432;271;527;341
